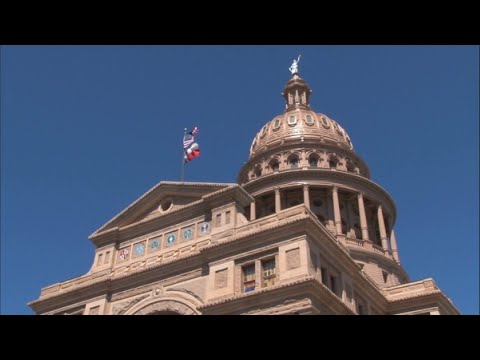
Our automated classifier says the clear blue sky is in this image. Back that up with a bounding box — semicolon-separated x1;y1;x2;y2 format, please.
1;45;478;314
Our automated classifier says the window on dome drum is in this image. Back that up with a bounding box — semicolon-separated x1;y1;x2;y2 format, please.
329;160;337;169
290;157;299;169
262;258;276;287
309;156;318;168
288;115;297;126
254;166;262;178
270;160;279;172
346;160;356;172
242;264;256;293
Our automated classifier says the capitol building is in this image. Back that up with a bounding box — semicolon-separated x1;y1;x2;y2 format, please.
29;64;459;315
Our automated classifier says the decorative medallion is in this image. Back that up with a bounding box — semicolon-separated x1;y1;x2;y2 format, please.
183;228;193;240
166;233;176;246
118;248;130;261
199;222;210;235
149;238;160;251
134;243;145;257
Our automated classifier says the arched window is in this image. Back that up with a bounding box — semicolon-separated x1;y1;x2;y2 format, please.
328;155;339;170
346;159;356;172
253;165;262;178
269;159;280;173
308;154;319;168
288;155;299;169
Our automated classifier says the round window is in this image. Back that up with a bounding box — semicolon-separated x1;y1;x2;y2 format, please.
159;199;173;212
272;118;282;131
288;115;297;126
320;116;330;128
304;114;315;126
260;125;268;138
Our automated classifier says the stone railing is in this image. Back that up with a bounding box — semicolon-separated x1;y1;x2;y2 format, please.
345;237;364;247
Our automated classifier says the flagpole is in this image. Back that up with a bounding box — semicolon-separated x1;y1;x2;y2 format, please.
180;128;187;182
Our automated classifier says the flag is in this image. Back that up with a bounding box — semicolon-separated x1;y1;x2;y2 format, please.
183;127;199;149
183;127;200;163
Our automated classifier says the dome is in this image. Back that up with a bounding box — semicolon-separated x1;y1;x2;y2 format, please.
249;110;353;158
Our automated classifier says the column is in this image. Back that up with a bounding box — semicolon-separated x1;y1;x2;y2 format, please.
303;184;310;210
332;186;343;236
390;229;401;263
377;205;388;251
275;188;281;213
357;193;369;241
250;201;256;221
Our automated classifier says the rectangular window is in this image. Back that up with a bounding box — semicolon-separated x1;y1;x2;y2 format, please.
242;264;256;293
215;213;222;227
96;253;103;266
104;251;110;264
330;275;337;296
345;283;353;303
262;259;276;288
225;211;231;225
321;267;328;285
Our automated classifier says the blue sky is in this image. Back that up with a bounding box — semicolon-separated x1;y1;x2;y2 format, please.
1;45;478;314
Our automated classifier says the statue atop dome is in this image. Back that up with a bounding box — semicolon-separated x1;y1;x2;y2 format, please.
289;55;301;74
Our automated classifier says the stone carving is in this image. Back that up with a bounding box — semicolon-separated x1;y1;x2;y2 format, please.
111;293;150;315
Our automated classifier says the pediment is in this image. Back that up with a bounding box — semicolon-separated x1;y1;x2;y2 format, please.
90;181;236;237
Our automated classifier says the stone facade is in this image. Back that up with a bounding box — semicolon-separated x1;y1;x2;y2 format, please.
29;71;459;315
